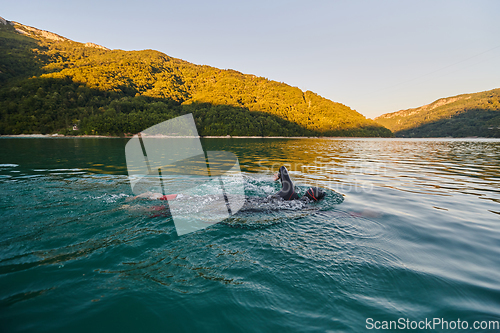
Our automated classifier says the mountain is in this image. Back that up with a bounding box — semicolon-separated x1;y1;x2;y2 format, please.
0;17;392;137
374;89;500;137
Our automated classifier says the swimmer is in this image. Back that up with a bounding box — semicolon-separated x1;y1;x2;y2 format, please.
124;165;326;210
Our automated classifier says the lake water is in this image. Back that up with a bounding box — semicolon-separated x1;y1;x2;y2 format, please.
1;138;499;332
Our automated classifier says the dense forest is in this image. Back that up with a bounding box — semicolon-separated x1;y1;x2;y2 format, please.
0;18;392;137
375;89;500;137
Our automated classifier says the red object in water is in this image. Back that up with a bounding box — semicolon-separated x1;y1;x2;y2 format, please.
159;194;178;201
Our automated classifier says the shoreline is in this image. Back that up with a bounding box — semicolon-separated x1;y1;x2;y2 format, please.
0;134;496;140
0;134;337;139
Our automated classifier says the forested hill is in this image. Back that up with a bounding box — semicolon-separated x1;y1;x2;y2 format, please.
374;89;500;138
0;18;391;137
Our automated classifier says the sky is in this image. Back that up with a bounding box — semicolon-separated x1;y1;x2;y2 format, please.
3;0;500;118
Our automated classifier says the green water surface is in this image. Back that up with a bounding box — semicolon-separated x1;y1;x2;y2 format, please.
1;138;499;332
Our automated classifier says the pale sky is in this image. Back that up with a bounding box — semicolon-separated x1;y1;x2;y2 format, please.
3;0;500;118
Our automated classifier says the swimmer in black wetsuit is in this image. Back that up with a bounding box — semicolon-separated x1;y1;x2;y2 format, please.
125;165;326;218
273;166;326;202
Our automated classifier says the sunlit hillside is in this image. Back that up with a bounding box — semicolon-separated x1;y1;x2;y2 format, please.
0;17;391;137
375;89;500;137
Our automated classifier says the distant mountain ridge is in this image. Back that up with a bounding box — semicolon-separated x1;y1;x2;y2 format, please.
374;88;500;137
0;16;391;137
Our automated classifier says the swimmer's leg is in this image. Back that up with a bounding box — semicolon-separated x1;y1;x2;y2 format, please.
125;192;178;202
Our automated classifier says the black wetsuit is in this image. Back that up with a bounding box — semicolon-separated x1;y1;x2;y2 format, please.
275;166;299;200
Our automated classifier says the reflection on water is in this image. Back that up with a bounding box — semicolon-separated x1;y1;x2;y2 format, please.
0;138;499;332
